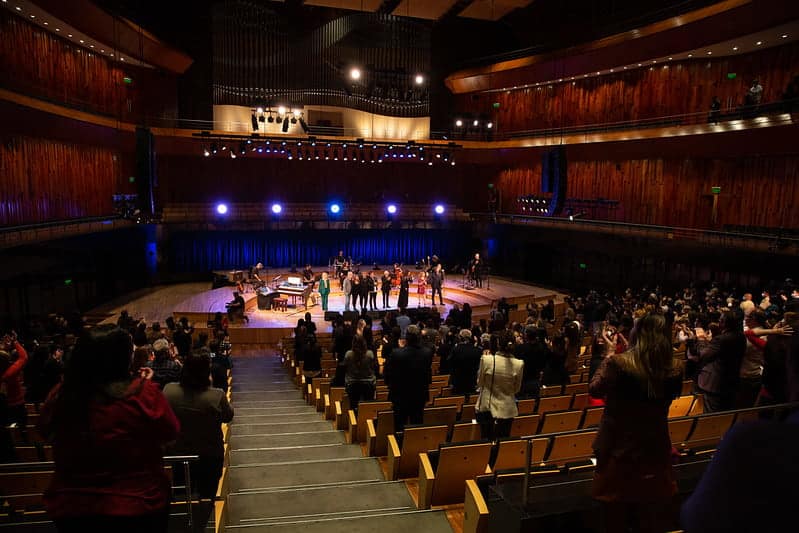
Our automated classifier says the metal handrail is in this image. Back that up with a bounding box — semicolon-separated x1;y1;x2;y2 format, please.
518;401;799;506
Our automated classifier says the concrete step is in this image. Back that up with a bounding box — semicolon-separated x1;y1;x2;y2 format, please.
231;430;344;450
231;444;363;465
228;457;384;492
226;480;415;525
234;405;317;415
232;412;323;424
232;420;333;436
232;399;307;408
223;509;453;533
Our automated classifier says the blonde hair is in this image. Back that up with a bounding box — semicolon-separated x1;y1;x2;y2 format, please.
615;313;675;399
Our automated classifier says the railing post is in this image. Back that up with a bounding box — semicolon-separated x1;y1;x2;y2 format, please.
522;438;532;507
183;459;194;528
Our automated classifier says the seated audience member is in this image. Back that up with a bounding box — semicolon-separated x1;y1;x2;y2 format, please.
39;325;179;532
173;317;194;358
589;314;683;533
149;338;182;389
131;346;154;378
164;355;233;500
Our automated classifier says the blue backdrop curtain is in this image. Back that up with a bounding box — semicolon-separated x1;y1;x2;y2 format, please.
168;229;476;272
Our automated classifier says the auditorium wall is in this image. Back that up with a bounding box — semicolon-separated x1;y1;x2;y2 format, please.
0;136;125;226
0;10;178;121
454;41;799;134
494;154;799;230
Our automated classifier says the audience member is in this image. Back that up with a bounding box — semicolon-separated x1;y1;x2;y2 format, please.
688;310;746;411
384;325;432;433
514;327;549;399
149;338;181;389
447;329;482;397
475;331;524;441
343;334;376;413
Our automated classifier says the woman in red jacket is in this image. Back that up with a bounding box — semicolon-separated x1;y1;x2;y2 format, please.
0;332;28;460
39;325;180;533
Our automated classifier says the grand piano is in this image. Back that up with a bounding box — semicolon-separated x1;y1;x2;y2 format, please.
275;276;313;309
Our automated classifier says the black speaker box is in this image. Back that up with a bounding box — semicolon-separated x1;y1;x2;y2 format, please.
342;311;359;323
324;311;342;322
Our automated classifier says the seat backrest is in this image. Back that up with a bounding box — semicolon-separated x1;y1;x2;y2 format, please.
580;407;604;428
517;399;536;416
546;431;597;465
510;414;540;437
668;396;694;418
537;395;572;415
681;380;694;396
0;470;52;511
668;417;695;446
356;401;393;442
686;413;735;449
428;387;443;403
493;438;549;471
423;406;459;429
433;396;466;411
460;403;477;421
329;387;346;404
431;442;493;507
431;374;450;384
372;410;395;456
564;383;589;396
540;384;564;397
538;410;582;434
688;394;704;416
398;425;449;478
571;393;590;411
451;422;480;443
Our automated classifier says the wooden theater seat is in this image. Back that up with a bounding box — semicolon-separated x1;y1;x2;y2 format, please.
334;395;351;431
537;395;572;415
418;441;493;508
461;403;477;421
683;413;735;453
433;395;466;412
348;400;392;444
491;438;549;471
516;399;536;416
451;422;481;443
580;407;604;428
387;424;449;479
365;410;394;457
538;410;582;435
571;393;590;411
564;383;589;396
509;414;540;437
668;395;695;418
324;387;345;420
464;479;489;533
423;405;459;429
0;469;52;513
668;417;695;447
539;384;564;397
545;430;597;466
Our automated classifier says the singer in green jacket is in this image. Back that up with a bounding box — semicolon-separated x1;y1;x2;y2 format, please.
318;272;331;311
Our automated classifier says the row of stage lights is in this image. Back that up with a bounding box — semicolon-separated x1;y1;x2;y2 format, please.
215;203;446;216
202;139;456;166
518;195;551;214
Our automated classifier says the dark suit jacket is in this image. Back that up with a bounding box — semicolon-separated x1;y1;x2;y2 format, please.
447;342;482;394
693;331;746;395
384;344;432;404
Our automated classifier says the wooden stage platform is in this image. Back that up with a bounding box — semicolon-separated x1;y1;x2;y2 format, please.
92;267;565;345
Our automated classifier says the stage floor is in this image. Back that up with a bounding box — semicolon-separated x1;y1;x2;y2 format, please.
92;269;565;339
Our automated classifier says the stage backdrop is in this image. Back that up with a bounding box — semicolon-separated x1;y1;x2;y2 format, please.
167;228;477;273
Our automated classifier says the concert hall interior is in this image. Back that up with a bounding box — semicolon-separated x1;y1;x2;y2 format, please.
1;0;799;532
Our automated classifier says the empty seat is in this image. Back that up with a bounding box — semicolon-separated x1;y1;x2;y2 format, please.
537;395;572;415
668;395;694;418
433;396;466;412
461;403;477;421
538;410;582;434
348;400;392;444
423;405;459;429
418;441;493;508
580;407;604;428
451;422;481;443
545;431;597;465
517;398;536;415
571;393;590;411
509;414;540;437
668;417;695;447
684;413;735;452
366;409;395;456
564;383;589;396
387;424;449;479
492;438;549;471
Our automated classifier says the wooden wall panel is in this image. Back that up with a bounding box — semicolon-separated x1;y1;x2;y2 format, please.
0;137;120;226
456;42;799;134
496;155;799;230
0;11;177;121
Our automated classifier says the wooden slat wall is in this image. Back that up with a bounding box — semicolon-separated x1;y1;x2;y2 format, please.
495;156;799;229
0;137;120;226
456;41;799;133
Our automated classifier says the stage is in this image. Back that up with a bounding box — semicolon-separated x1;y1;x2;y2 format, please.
92;267;566;345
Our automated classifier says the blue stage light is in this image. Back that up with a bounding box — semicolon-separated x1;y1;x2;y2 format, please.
216;203;228;215
434;204;445;215
271;203;282;214
387;204;397;215
330;203;341;214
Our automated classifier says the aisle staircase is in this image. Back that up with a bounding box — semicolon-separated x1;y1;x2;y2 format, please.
222;355;454;533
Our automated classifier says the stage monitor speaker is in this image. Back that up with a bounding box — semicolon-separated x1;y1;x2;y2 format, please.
324;311;342;322
135;127;156;217
366;310;384;321
342;311;359;323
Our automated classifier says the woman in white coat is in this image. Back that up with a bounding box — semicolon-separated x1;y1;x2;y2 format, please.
475;331;524;441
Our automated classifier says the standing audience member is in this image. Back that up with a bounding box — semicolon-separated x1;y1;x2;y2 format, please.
301;335;322;381
39;325;179;533
149;338;182;389
514;327;549;399
0;332;28;460
475;331;524;441
448;329;482;398
589;314;683;533
164;354;234;500
689;310;746;412
173;318;194;359
343;335;376;413
384;325;431;433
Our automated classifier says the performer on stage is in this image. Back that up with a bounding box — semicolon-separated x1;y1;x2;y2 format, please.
429;263;444;306
381;270;392;308
343;272;353;312
368;271;378;311
469;252;483;289
392;263;402;288
318;272;331;312
357;272;368;311
352;273;362;312
417;271;428;307
302;264;314;287
225;291;248;324
397;270;410;309
339;260;350;290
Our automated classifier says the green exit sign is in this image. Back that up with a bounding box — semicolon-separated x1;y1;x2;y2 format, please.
727;72;737;79
492;102;500;109
711;186;721;194
123;76;133;85
579;263;587;269
129;176;136;183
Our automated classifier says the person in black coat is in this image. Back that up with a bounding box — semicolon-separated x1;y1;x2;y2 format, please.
514;327;550;399
447;329;482;398
383;325;432;433
428;265;445;306
397;271;410;310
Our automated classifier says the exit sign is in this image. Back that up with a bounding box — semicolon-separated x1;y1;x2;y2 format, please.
727;73;737;79
711;186;721;194
492;102;500;109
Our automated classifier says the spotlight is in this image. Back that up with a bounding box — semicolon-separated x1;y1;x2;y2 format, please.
434;204;445;215
350;68;361;80
230;151;236;159
203;148;210;157
210;143;218;154
278;106;287;115
455;119;463;127
216;203;228;215
330;203;341;214
487;122;493;129
473;120;479;127
415;74;424;85
256;107;264;113
386;204;397;215
271;203;282;214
